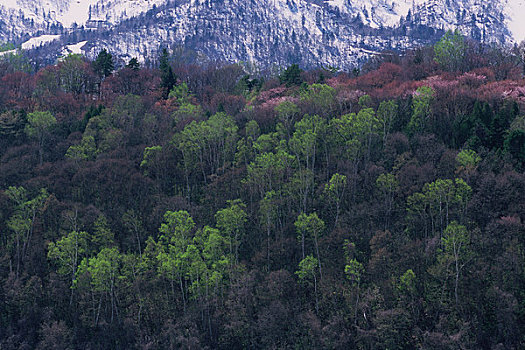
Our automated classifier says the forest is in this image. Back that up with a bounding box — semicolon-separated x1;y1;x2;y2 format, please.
0;32;524;349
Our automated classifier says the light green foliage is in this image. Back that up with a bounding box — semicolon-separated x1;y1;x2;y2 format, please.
153;211;231;301
156;210;196;306
295;212;325;275
324;173;347;199
437;221;471;305
434;30;466;71
275;101;300;131
140;145;162;175
245;120;260;140
25;110;56;164
48;231;89;277
92;215;115;249
296;255;318;281
330;107;382;160
85;247;121;293
290;114;326;211
377;100;398;144
376;172;399;228
244;148;295;199
376;173;399;194
215;199;247;262
406;178;472;236
290;114;326;168
398;269;416;294
5;187;49;278
159;210;195;251
184;226;230;298
358;94;372;109
253;132;280;154
441;221;469;259
74;247;123;325
324;173;347;226
299;83;336;114
296;255;321;312
456;149;481;170
235;120;260;166
168;82;191;103
295;213;325;246
175;112;238;182
173;102;203;122
408;86;434;135
344;258;364;285
82;95;144;154
66;135;96;161
59;54;90;94
25;111;57;138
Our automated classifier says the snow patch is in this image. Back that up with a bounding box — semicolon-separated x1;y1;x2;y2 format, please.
63;41;88;55
21;35;61;50
506;0;525;41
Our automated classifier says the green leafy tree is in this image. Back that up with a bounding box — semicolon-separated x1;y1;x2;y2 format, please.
358;94;372;109
345;257;364;324
323;173;347;227
122;210;145;255
296;255;320;313
377;100;398;145
140;145;163;176
244;148;295;200
455;149;481;180
81;247;122;324
440;221;471;306
168;82;192;103
295;212;324;278
259;191;279;271
48;231;89;305
290;114;326;211
275;101;300;139
407;86;434;135
175;112;238;189
376;173;399;230
58;54;93;94
25;111;57;165
215;199;247;264
5;187;49;278
434;29;466;71
156;210;195;310
65;135;96;162
92;214;115;250
299;84;336;116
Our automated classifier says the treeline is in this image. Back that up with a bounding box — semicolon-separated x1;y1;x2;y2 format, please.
0;33;524;349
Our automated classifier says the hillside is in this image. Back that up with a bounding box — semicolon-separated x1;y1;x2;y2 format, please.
0;34;524;349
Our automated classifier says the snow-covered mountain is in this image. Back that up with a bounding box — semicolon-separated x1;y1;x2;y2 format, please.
0;0;523;69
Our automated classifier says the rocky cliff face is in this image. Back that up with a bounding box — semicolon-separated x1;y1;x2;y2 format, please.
0;0;516;69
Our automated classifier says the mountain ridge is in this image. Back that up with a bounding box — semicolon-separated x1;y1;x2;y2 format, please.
0;0;519;69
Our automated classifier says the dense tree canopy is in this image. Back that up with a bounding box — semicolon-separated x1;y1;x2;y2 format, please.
0;35;524;349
